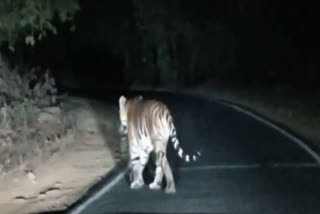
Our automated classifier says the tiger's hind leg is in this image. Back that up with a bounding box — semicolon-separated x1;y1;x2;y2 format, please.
149;151;164;190
149;147;176;193
161;153;176;194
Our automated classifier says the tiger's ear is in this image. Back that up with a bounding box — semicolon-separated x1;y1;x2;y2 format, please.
119;96;127;108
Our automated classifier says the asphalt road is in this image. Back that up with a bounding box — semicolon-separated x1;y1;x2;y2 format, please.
66;90;320;214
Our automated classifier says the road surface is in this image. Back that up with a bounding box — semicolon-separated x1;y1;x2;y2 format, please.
65;90;320;214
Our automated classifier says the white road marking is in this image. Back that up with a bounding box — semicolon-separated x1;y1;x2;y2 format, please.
68;168;128;214
181;164;261;171
270;162;319;168
220;102;320;165
181;163;319;171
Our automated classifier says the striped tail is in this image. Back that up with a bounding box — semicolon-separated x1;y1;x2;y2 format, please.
170;125;201;162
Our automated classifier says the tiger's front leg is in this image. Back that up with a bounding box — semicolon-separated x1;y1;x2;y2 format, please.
129;161;145;189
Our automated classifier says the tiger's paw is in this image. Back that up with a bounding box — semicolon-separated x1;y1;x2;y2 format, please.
130;180;144;189
165;185;176;194
149;182;161;190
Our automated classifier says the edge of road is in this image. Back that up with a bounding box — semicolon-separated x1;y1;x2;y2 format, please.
66;160;128;214
218;99;320;165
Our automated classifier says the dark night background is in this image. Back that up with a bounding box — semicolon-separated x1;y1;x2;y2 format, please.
1;1;320;213
3;0;320;91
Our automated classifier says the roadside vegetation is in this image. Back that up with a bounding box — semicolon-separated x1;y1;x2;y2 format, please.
0;56;73;175
0;0;79;175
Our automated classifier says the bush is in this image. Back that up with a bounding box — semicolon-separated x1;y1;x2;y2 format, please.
0;0;80;50
0;55;65;173
0;55;57;127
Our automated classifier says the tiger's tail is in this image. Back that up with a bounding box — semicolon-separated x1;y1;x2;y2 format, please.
169;120;201;162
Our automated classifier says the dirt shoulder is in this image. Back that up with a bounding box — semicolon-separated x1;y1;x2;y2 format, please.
0;97;123;214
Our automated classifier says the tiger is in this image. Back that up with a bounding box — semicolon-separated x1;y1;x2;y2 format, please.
118;95;201;194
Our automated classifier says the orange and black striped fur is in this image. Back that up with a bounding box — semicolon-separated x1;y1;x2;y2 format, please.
118;95;201;194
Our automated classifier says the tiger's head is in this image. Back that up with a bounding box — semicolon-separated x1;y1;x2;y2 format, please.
118;95;143;134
